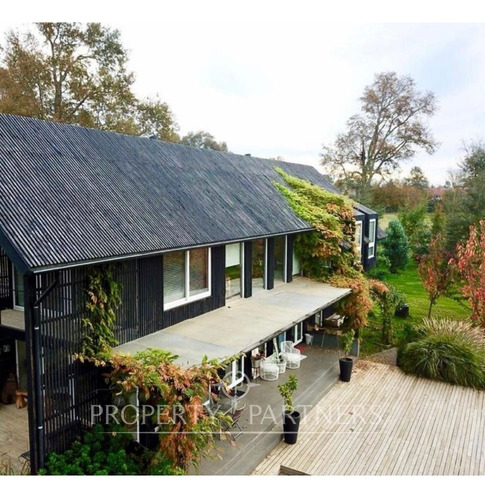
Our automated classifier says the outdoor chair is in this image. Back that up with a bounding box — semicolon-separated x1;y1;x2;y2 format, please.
260;356;279;381
280;341;306;369
227;401;246;440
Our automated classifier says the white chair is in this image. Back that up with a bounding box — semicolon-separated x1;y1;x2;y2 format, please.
280;341;306;369
260;355;280;381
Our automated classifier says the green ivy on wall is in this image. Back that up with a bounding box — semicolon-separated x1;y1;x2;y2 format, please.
79;264;122;358
275;169;377;332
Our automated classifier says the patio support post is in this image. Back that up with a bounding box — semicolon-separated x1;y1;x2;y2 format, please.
24;273;40;474
243;242;252;298
286;235;294;283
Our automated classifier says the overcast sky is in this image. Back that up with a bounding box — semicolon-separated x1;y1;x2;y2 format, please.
2;3;485;187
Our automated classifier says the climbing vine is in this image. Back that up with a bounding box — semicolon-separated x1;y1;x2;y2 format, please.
90;349;233;472
79;263;122;358
275;169;375;331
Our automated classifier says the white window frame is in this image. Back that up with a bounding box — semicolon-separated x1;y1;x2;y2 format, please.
225;243;244;300
274;235;287;285
355;221;363;255
292;322;303;345
368;219;376;259
226;356;245;389
164;248;212;310
251;239;267;293
12;263;24;311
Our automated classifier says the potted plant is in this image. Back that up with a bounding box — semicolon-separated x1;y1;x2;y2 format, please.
339;330;355;382
278;375;300;444
394;289;409;318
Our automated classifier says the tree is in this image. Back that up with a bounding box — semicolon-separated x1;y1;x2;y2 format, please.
404;166;430;190
181;130;228;151
321;72;438;203
370;180;428;212
136;97;180;142
381;219;409;273
455;220;485;328
398;203;429;259
0;23;179;139
418;234;453;318
443;140;485;253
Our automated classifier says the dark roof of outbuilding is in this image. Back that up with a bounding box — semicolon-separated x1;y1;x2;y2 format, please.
0;114;346;272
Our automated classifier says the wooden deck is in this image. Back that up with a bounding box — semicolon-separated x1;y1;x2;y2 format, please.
0;403;29;473
253;361;485;475
0;309;25;331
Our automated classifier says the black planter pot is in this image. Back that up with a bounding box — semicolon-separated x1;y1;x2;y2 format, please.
339;357;353;382
283;411;301;444
395;304;410;318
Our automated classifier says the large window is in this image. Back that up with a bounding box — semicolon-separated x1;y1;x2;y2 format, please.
225;243;243;300
164;248;211;309
355;221;363;255
274;236;286;284
251;239;266;293
368;219;376;258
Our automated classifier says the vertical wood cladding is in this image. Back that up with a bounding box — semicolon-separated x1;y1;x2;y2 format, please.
162;246;225;328
266;238;275;290
138;256;163;336
33;260;151;460
0;248;13;310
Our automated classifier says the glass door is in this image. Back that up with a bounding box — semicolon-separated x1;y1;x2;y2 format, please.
292;322;303;345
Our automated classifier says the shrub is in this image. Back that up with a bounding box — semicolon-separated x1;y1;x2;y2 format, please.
399;318;485;389
381;220;409;273
366;253;391;280
39;424;184;475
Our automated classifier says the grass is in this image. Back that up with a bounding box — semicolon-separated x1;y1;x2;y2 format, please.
361;259;471;356
379;212;432;231
379;213;398;230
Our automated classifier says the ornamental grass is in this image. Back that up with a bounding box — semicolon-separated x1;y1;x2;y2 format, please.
399;318;485;389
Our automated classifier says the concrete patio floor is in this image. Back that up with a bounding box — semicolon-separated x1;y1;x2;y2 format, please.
0;403;29;473
253;360;485;475
194;342;341;475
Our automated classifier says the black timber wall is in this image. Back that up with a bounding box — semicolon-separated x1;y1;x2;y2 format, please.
33;246;226;458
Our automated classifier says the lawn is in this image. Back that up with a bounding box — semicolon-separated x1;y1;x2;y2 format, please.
360;259;471;356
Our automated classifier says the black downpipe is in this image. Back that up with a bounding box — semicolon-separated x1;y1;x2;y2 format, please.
30;273;59;472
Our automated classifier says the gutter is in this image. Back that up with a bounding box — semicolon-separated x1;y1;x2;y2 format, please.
28;228;315;274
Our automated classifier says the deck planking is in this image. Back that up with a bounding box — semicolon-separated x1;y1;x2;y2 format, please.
252;361;485;476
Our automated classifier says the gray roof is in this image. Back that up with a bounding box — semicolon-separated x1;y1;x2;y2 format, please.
0;114;343;272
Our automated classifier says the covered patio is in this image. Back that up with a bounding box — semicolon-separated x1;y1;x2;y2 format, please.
113;277;351;366
0;309;24;332
195;342;342;475
0;403;29;473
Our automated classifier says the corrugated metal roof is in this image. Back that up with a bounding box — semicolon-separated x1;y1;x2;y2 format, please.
0;114;345;271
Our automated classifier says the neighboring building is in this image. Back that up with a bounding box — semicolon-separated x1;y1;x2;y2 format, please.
0;114;378;472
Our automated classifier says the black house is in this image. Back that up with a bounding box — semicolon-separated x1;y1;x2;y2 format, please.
0;114;378;472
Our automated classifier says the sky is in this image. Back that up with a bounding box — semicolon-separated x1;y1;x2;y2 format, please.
2;3;485;188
